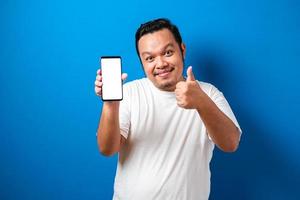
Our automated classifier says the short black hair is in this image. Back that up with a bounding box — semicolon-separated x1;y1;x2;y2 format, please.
135;18;183;57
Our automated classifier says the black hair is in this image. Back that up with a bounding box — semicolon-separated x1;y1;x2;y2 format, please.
135;18;183;57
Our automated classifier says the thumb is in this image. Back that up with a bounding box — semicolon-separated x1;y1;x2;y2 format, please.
186;66;195;81
121;73;128;81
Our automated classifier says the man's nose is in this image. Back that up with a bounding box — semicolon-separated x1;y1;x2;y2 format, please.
156;56;168;69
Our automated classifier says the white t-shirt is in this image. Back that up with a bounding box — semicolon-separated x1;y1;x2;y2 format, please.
113;78;241;200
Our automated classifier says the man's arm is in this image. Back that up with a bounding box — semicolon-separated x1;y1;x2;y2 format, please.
175;66;240;152
95;69;127;156
195;93;240;152
97;102;123;156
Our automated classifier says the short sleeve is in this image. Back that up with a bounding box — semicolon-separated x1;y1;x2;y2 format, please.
208;84;242;135
119;84;131;139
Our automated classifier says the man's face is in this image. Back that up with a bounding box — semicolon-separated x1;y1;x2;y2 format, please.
138;28;186;91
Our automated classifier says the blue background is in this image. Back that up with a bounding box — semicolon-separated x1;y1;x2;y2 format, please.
1;0;300;199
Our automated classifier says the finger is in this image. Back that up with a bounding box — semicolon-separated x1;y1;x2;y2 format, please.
97;69;102;75
176;99;184;108
95;80;103;87
96;75;102;81
186;66;195;81
175;81;185;89
95;87;102;96
121;73;128;81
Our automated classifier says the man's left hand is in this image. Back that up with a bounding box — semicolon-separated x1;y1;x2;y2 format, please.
175;66;203;109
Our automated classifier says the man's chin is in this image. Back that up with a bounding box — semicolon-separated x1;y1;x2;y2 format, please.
155;80;176;91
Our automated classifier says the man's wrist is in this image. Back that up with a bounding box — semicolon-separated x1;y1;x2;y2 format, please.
195;92;211;112
103;101;120;110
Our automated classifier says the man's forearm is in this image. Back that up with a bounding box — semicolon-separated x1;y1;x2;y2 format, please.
97;102;121;156
196;93;240;152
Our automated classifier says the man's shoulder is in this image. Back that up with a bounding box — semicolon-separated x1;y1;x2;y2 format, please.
196;80;215;92
196;80;224;99
124;77;148;87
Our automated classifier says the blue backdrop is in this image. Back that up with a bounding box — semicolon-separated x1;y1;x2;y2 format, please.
1;0;300;199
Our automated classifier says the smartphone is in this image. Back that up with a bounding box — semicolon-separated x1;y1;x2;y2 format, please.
100;56;123;101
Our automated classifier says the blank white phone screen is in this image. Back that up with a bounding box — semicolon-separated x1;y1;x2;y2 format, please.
101;57;122;100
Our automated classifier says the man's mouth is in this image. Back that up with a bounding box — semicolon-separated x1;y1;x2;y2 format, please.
154;68;174;78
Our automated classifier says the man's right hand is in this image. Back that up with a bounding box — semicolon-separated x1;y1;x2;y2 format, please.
94;69;128;98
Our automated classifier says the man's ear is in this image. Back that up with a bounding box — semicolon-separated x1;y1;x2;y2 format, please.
181;43;186;59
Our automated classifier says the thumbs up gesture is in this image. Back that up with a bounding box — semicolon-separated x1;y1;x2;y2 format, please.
186;65;196;82
175;66;203;109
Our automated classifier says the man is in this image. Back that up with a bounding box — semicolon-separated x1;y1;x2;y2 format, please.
94;18;241;200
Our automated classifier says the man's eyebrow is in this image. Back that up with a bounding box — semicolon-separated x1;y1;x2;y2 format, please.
141;43;175;56
164;43;175;49
141;51;151;56
160;43;175;51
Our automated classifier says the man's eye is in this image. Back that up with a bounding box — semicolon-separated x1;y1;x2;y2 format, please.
165;50;173;56
146;56;154;62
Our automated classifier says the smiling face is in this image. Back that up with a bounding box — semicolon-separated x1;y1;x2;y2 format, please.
138;28;186;91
